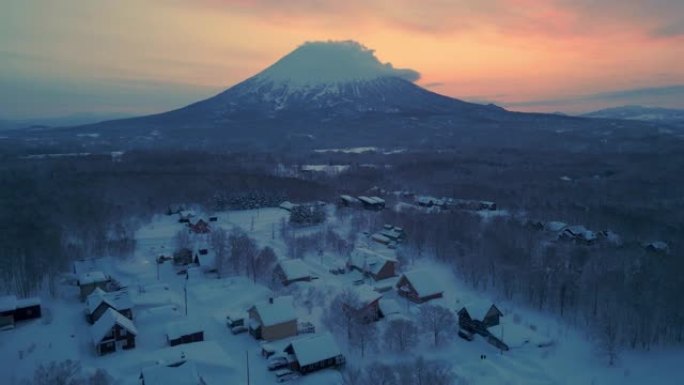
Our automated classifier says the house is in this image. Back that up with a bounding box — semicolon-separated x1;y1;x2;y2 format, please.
73;258;106;276
0;295;42;330
344;285;382;323
378;298;402;319
348;248;397;281
166;321;204;346
378;225;405;243
279;201;296;211
91;308;137;355
189;219;210;234
85;288;133;324
284;333;345;374
339;195;359;207
274;259;312;286
558;225;597;244
357;196;385;211
371;233;392;245
140;361;205;385
78;271;110;301
173;248;194;266
248;296;297;341
457;304;503;336
396;270;443;303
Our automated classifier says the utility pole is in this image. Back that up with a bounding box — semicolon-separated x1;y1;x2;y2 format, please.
184;272;189;316
246;350;250;385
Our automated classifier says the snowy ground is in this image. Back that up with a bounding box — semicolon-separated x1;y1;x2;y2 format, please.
1;207;682;384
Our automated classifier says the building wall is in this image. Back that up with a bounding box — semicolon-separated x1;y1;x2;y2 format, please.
262;320;297;341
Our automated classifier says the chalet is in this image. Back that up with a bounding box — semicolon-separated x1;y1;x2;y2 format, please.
78;271;110;301
140;361;205;385
378;298;402;319
173;248;194;266
343;285;382;323
396;270;443;303
348;248;397;281
279;201;296;211
166;321;204;346
644;241;670;254
85;288;133;324
284;333;345;374
339;195;359;207
559;225;597;244
0;295;42;330
274;259;312;286
457;304;503;335
357;196;385;211
189;219;210;234
248;296;297;341
91;308;137;355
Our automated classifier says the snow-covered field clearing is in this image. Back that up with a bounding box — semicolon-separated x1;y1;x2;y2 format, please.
1;206;682;384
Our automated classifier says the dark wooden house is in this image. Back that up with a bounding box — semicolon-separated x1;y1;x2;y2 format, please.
284;333;345;374
91;308;138;356
0;295;42;329
166;321;204;346
189;219;210;234
458;304;503;336
396;270;443;303
86;288;133;324
274;259;312;286
77;271;110;301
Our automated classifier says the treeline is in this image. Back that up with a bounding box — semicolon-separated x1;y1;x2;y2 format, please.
370;208;684;357
0;150;331;296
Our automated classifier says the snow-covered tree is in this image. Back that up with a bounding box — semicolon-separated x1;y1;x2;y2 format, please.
384;318;419;352
419;304;456;346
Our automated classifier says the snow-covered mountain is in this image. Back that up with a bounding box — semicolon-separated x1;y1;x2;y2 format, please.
12;41;673;152
582;105;684;122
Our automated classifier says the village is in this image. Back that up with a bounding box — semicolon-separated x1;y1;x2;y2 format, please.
0;192;679;385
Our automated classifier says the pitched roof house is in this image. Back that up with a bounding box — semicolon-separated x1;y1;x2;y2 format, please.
274;259;312;286
248;296;297;341
396;270;443;303
343;285;383;323
78;271;110;301
348;248;397;281
166;320;204;346
189;219;211;234
91;308;137;356
85;288;133;324
0;295;42;330
284;332;346;374
140;361;205;385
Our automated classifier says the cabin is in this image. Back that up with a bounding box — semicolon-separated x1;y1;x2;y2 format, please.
396;270;443;303
173;248;194;266
140;361;205;385
279;201;296;212
343;285;383;323
348;248;397;281
338;195;359;207
357;196;385;211
274;259;312;286
0;295;42;330
166;321;204;346
559;225;597;244
248;296;297;341
85;288;133;324
189;219;210;234
378;298;402;319
91;308;137;355
78;271;110;301
457;304;503;336
284;333;345;374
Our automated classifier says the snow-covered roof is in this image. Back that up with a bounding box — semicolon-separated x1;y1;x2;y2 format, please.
91;308;138;344
340;195;357;203
277;259;311;281
279;201;295;210
166;320;203;340
15;297;41;308
544;221;567;232
86;288;132;314
349;248;396;275
354;285;382;305
78;271;108;286
401;270;443;298
563;225;596;240
379;298;402;317
0;295;17;313
73;258;106;276
251;296;296;327
141;361;202;385
288;332;342;367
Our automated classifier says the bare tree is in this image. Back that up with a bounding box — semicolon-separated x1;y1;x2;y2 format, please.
419;304;456;346
350;320;378;357
30;360;83;385
384;318;419;352
323;289;362;342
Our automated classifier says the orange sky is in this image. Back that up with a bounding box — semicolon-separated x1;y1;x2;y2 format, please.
0;0;682;118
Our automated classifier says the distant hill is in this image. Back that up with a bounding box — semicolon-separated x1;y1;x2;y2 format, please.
582;105;684;122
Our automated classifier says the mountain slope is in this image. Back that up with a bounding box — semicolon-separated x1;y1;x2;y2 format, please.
582;105;684;122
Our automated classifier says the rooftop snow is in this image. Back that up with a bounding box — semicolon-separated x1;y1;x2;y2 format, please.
86;288;132;314
166;320;203;340
251;296;296;327
91;308;138;344
401;269;443;298
255;41;419;87
354;285;382;305
141;361;202;385
278;259;311;281
288;332;342;367
350;248;395;275
0;295;17;312
78;271;108;285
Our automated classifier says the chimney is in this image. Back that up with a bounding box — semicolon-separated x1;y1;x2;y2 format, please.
269;297;274;304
